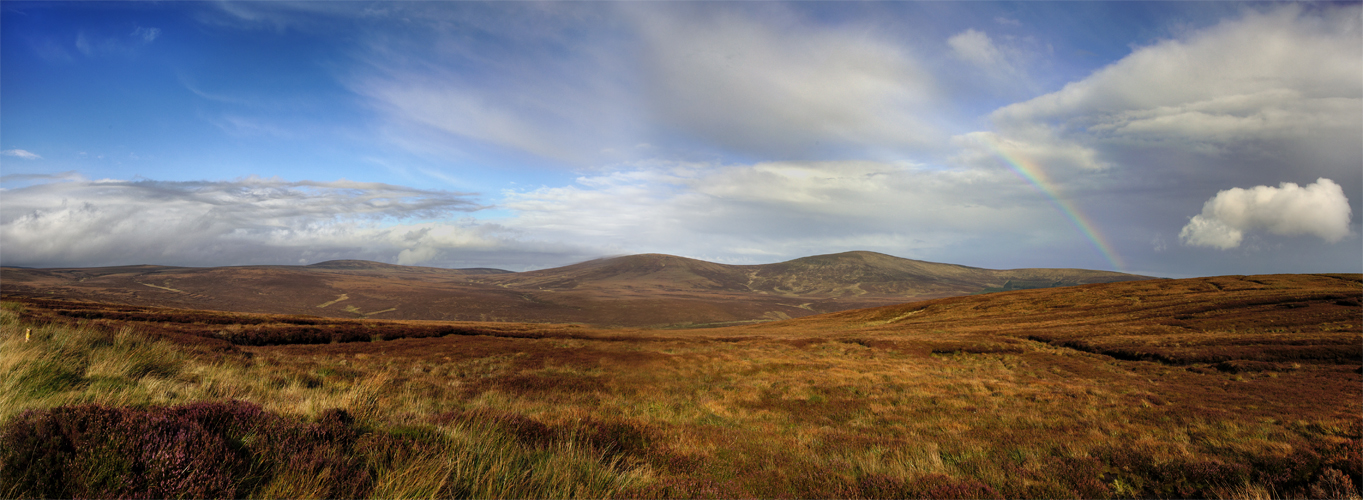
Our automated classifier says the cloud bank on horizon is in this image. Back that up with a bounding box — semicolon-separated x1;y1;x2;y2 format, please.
1;2;1358;276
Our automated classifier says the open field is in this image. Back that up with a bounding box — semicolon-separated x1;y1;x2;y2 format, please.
1;274;1360;498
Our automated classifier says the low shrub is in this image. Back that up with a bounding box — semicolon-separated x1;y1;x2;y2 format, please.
840;473;1001;500
0;401;373;499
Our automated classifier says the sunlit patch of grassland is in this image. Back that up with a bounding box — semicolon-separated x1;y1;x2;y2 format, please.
255;329;1357;498
0;303;187;418
0;304;644;499
2;275;1361;500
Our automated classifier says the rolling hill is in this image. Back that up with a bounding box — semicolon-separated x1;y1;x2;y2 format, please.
0;251;1150;327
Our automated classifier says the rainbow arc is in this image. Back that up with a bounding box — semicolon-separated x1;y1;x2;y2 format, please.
983;137;1125;272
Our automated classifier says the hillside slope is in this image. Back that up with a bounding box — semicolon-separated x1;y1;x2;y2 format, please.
728;273;1362;367
1;251;1151;327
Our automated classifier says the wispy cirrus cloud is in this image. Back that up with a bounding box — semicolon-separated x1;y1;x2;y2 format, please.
350;3;946;166
631;6;943;160
75;25;162;57
132;27;161;43
2;149;42;160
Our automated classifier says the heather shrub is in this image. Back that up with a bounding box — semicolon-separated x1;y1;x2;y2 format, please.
575;419;657;459
0;401;375;499
0;403;253;498
1325;439;1363;490
0;396;642;499
913;474;1002;499
1309;468;1359;500
845;472;912;499
836;472;1001;500
1042;455;1111;498
626;476;744;499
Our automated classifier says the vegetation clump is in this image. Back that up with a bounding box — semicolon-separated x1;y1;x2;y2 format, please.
0;402;368;498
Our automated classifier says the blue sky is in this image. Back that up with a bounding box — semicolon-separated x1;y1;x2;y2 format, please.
2;1;1359;276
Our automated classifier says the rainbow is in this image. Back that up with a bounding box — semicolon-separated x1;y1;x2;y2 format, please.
983;137;1125;272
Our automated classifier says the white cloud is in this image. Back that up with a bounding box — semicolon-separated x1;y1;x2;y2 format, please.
953;129;1109;172
1151;234;1168;253
353;5;946;165
1;149;42;160
943;27;1044;99
958;3;1361;245
635;8;943;158
132;27;161;43
497;160;1090;266
992;5;1361;149
948;29;1009;71
357;68;627;164
74;25;163;58
350;5;638;165
75;32;93;57
0;176;598;270
1179;178;1352;249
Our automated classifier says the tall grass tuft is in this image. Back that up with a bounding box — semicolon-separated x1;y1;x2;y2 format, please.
0;311;643;499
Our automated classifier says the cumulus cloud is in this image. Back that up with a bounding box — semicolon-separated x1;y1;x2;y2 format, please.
1179;178;1352;249
2;149;42;160
0;176;599;269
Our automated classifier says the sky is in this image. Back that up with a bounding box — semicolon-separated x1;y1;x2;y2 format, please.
1;1;1359;277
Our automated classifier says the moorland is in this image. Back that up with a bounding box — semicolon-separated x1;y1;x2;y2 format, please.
0;251;1148;327
0;257;1359;499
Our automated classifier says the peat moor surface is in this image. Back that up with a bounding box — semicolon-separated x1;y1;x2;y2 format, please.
0;251;1148;327
1;272;1360;498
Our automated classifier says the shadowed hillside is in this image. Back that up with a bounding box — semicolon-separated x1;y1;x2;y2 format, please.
1;251;1150;327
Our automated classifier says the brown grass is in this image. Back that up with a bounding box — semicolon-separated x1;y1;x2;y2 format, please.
1;274;1359;498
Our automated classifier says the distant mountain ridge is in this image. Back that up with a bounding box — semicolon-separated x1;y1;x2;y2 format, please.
482;251;1146;298
1;251;1152;327
307;260;512;274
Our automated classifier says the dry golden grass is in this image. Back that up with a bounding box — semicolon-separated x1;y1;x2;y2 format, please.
1;274;1359;498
